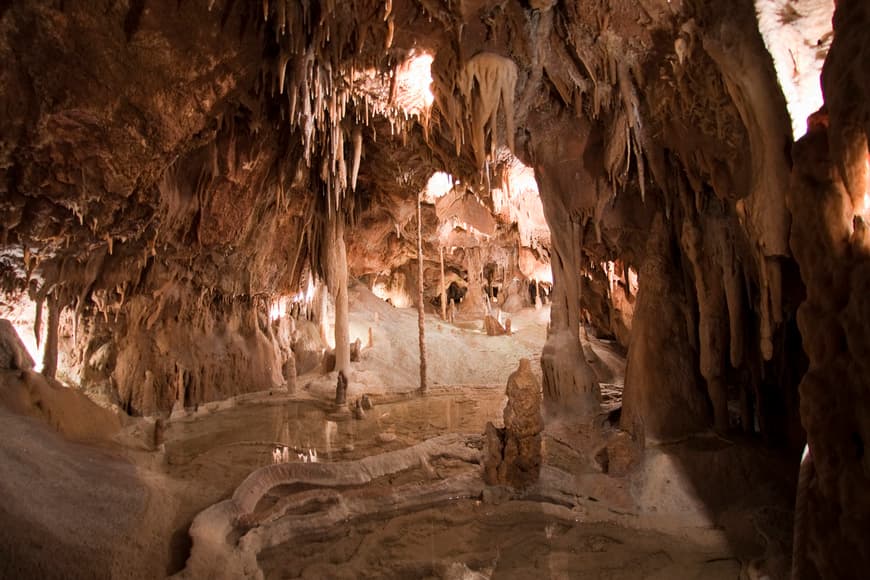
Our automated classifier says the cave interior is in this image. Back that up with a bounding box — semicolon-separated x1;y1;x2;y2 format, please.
1;0;869;578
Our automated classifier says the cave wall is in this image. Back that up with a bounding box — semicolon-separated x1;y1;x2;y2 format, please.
788;0;870;574
2;2;866;570
0;1;316;413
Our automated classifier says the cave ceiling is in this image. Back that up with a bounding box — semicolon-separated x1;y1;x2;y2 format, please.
0;0;794;330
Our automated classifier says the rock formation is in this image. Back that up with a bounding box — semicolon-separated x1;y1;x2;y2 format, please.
484;358;543;488
484;314;510;336
789;9;870;568
0;0;865;574
335;371;348;407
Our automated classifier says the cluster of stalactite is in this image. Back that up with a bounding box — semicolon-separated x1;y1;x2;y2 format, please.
0;0;434;413
0;0;812;439
1;0;867;574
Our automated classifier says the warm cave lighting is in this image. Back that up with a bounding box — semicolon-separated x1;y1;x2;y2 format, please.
394;51;434;115
865;156;870;218
533;264;554;285
1;294;42;370
628;266;639;295
755;0;833;138
371;280;411;308
269;297;289;321
424;171;455;202
493;150;549;249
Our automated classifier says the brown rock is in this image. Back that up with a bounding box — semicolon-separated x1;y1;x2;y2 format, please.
335;370;348;406
597;431;638;477
484;315;508;336
483;421;504;486
483;358;543;489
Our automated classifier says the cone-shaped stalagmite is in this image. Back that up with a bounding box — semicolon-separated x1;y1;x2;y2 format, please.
483;358;543;488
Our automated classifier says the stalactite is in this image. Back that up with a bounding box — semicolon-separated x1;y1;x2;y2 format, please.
350;126;362;191
314;281;329;346
758;255;773;361
457;52;518;168
278;53;290;94
681;219;729;432
621;213;711;439
723;244;744;368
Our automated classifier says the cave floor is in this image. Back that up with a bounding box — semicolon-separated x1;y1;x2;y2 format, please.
257;500;741;579
0;301;792;579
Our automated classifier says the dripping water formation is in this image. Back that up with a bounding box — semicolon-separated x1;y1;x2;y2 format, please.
0;1;868;578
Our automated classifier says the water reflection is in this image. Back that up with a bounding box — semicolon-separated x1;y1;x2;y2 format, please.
164;389;505;473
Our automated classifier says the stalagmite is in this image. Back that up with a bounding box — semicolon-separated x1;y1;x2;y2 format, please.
335;371;347;406
42;295;60;380
416;192;427;394
483;358;543;488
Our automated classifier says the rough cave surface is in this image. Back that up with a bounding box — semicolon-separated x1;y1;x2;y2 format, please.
1;0;867;578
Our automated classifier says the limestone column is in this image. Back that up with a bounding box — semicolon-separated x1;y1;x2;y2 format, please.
416;193;428;393
312;281;329;346
458;246;487;319
439;246;447;320
536;178;600;420
331;211;350;375
42;294;60;380
620;213;711;439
